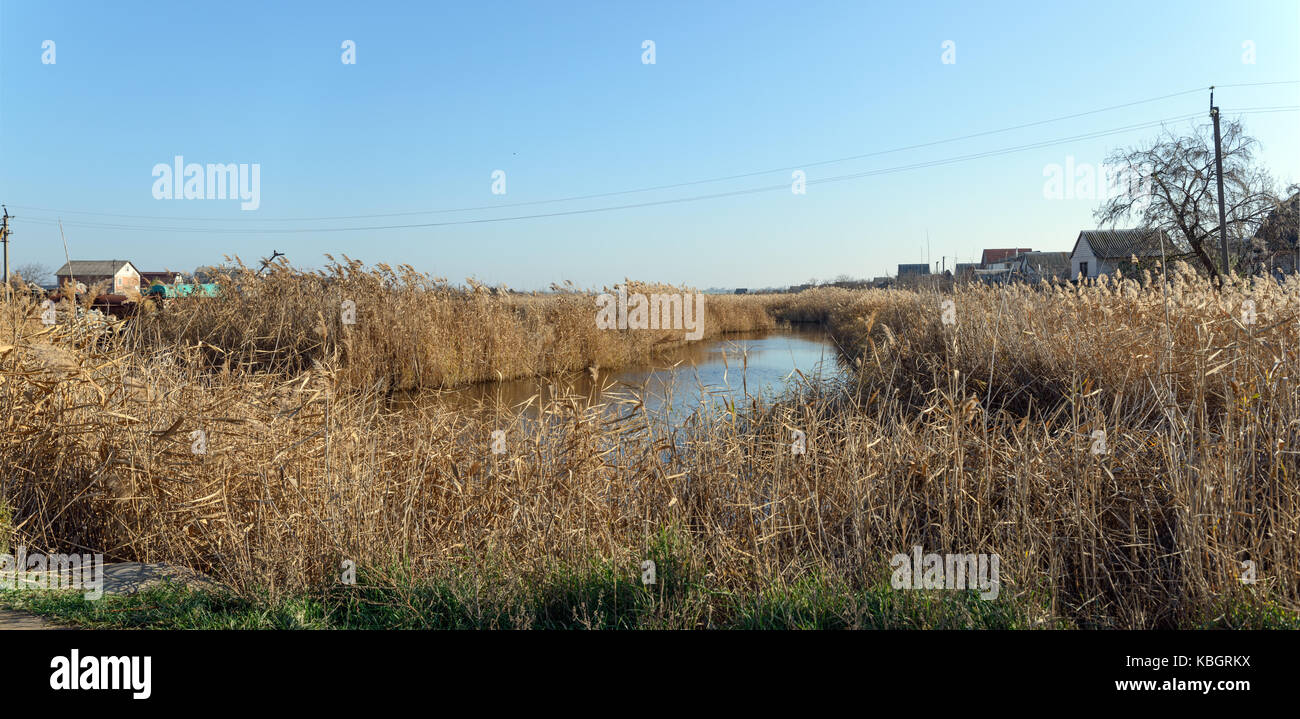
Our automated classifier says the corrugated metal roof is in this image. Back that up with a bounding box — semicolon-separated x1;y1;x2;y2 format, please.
55;260;137;276
1076;229;1177;259
897;263;930;275
1014;251;1071;276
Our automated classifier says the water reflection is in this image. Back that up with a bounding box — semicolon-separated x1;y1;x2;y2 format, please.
403;324;844;421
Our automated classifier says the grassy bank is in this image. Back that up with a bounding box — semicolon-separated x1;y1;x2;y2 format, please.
4;570;1293;630
0;582;1045;630
2;262;1298;629
0;533;1058;630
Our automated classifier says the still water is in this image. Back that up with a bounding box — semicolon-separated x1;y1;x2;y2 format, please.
423;324;845;420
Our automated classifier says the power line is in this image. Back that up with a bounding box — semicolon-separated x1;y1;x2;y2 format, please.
12;83;1295;225
16;105;1298;235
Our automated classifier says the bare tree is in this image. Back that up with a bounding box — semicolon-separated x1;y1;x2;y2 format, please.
13;262;52;286
1095;118;1280;280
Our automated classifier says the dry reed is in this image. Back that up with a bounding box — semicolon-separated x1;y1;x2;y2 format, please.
1;262;1296;627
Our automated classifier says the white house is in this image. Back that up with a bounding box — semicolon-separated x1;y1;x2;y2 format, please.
54;260;142;294
1068;230;1173;279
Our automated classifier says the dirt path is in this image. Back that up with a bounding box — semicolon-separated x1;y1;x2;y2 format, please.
1;561;221;630
0;609;67;630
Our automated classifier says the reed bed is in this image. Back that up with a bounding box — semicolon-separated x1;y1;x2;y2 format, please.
1;264;1297;627
123;257;777;390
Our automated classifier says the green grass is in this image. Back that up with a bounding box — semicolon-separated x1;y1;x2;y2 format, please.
0;497;12;556
0;552;1051;630
0;533;1287;630
5;574;1293;630
1190;596;1300;630
0;580;1047;630
725;574;1066;629
1;583;337;629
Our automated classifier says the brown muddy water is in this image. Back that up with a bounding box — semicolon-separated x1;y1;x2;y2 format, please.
401;324;846;421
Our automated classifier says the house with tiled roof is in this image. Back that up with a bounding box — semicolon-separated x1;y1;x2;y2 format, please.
979;248;1032;268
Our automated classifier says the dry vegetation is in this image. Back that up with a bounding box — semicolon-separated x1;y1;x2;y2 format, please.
125;257;777;390
1;260;1297;627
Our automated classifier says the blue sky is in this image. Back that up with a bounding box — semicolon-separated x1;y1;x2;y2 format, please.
1;0;1297;289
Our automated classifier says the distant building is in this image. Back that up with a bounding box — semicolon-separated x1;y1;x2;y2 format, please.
979;248;1032;268
140;271;183;288
897;263;930;276
1248;193;1299;275
1068;229;1173;279
1008;251;1071;281
144;282;219;298
953;263;979;277
734;288;748;294
54;260;141;294
972;267;1013;284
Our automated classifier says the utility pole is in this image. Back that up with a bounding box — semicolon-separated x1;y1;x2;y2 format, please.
1;205;11;301
1210;88;1230;276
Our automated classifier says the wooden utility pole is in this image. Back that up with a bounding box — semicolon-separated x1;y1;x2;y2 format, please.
1;205;11;300
1210;88;1230;275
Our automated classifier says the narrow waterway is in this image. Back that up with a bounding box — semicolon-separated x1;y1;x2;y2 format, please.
417;323;846;420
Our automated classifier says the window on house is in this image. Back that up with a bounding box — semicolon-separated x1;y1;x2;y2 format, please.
1078;261;1088;278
